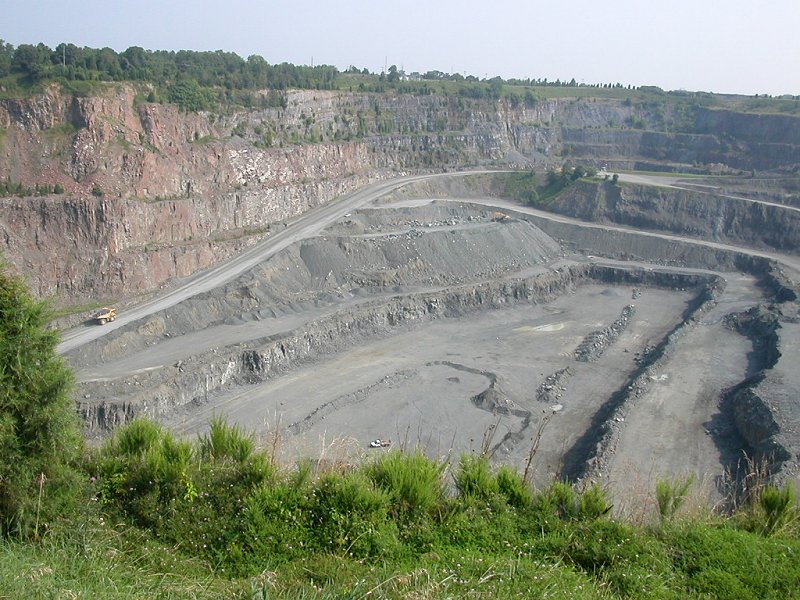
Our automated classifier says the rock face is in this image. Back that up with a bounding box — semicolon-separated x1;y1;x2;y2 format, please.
1;85;799;304
533;180;800;253
723;306;800;483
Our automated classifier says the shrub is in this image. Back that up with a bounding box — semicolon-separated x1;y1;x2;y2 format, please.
0;261;83;537
656;475;694;525
579;483;613;519
198;416;254;464
95;417;276;563
454;454;498;501
95;420;193;528
538;481;580;520
758;484;797;536
366;451;445;519
310;471;398;557
239;480;312;568
735;483;800;536
496;465;533;508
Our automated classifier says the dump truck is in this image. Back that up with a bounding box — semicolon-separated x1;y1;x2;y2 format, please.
492;211;511;222
94;307;117;325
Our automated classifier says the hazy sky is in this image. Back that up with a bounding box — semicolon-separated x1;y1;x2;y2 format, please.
3;0;798;96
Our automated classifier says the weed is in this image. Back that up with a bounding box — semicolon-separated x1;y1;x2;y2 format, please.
454;454;498;501
656;474;695;525
366;451;446;520
759;484;797;535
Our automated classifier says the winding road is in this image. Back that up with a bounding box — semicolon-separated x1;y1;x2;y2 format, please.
58;170;800;354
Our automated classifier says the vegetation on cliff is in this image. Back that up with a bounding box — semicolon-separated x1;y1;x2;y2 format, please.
3;39;798;115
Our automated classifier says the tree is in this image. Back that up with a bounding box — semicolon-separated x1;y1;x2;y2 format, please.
168;79;211;112
0;262;83;536
0;40;13;78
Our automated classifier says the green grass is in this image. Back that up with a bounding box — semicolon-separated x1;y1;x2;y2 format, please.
3;418;799;598
0;518;246;598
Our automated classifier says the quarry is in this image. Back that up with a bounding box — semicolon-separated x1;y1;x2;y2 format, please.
59;175;800;508
2;84;799;509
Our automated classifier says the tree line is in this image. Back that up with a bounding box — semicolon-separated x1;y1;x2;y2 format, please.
1;39;638;100
0;40;338;92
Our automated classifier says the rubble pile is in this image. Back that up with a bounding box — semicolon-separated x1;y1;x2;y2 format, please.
574;304;636;362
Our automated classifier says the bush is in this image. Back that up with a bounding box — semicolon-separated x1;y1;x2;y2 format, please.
310;471;398;557
95;417;277;564
239;479;312;568
496;465;533;508
533;481;612;523
454;454;498;501
366;451;445;520
759;484;796;535
656;475;694;525
0;261;83;537
198;416;255;464
95;420;193;528
579;483;613;519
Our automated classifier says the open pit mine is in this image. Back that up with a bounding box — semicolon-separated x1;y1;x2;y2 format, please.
2;86;799;509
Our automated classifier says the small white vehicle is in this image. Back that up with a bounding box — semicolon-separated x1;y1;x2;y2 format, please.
369;439;391;448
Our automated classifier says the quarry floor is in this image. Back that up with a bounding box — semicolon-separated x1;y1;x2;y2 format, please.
63;173;798;511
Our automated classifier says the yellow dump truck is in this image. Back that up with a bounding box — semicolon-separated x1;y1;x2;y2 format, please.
94;307;117;325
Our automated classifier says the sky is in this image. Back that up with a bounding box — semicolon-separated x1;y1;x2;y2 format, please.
2;0;799;96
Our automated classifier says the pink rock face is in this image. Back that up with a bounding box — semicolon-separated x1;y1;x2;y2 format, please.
0;86;382;304
1;85;796;306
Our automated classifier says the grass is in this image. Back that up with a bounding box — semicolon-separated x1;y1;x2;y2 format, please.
2;418;799;598
0;517;247;599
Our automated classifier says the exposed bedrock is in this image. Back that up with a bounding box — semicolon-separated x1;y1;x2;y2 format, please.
537;181;800;253
3;85;800;305
723;306;800;482
0;171;375;301
76;266;719;433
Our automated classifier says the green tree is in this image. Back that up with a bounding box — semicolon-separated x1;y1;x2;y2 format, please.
168;79;212;112
0;39;13;78
0;262;83;537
